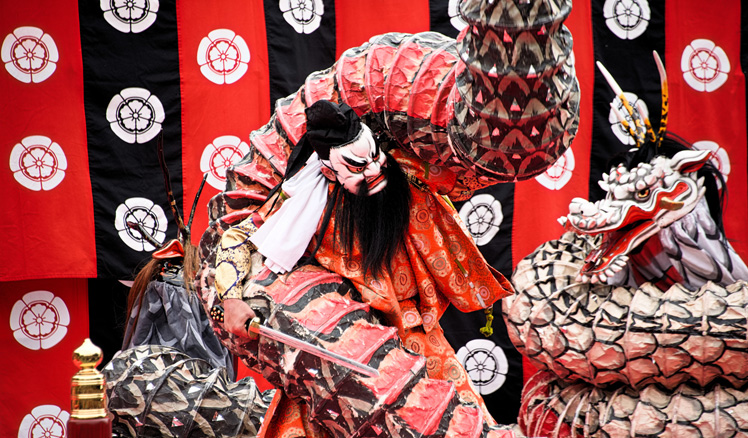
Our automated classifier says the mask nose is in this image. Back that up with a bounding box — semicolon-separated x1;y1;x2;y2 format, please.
364;161;382;179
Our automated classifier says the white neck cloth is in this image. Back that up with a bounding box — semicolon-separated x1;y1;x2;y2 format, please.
249;153;330;273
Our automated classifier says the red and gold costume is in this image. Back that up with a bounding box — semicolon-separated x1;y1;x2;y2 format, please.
214;148;512;437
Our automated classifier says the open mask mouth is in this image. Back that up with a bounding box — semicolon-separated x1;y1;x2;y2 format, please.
366;173;387;194
580;218;657;278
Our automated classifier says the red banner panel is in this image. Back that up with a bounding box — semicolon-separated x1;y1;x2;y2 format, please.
0;0;95;281
335;0;430;57
0;279;89;436
666;0;748;258
177;1;272;248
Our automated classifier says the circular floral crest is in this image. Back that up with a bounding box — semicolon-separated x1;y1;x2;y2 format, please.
106;87;165;144
535;147;575;191
681;39;731;92
280;0;324;34
458;193;503;246
114;197;168;251
447;0;468;31
201;135;250;189
603;0;650;40
9;135;67;191
10;290;70;350
101;0;159;33
197;29;250;85
693;140;730;183
1;26;58;83
17;405;69;438
456;338;509;395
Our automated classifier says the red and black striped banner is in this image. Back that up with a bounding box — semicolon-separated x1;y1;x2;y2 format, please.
1;0;746;435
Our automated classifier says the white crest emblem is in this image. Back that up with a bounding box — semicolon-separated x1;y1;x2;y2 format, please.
447;0;468;31
459;193;503;246
17;405;69;438
681;39;730;92
693;140;730;183
197;29;251;85
102;0;159;33
200;135;250;190
9;136;67;191
10;291;70;350
603;0;650;40
106;88;165;144
1;27;58;83
536;147;575;191
608;91;648;145
280;0;324;34
114;197;168;251
456;338;509;395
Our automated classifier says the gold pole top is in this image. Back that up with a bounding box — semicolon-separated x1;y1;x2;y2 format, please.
70;338;107;419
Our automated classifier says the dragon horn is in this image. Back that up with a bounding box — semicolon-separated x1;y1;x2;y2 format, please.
609;102;633;135
653;51;669;148
597;61;645;147
636;100;656;143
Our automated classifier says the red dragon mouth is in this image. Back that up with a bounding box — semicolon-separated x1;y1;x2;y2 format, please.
580;219;656;277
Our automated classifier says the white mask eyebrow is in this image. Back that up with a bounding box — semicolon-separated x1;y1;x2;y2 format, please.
338;127;377;165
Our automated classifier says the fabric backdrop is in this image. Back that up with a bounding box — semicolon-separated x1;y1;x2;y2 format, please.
1;0;746;436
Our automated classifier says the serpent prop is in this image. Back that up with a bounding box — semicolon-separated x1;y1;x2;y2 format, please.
505;145;748;436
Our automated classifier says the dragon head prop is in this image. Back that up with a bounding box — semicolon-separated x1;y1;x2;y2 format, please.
559;52;721;284
559;148;711;284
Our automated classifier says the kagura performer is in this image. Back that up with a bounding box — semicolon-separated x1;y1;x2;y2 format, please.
196;0;579;434
212;100;514;437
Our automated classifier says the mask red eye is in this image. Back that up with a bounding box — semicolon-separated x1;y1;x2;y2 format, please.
346;164;366;173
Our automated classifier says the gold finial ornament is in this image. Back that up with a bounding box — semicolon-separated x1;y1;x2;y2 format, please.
70;338;107;419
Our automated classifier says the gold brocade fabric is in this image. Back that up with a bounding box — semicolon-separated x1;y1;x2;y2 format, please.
214;214;261;301
262;395;330;438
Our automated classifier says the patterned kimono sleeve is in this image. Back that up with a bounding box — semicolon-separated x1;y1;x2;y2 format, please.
214;213;263;301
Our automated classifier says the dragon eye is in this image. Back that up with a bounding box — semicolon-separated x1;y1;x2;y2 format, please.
636;188;650;199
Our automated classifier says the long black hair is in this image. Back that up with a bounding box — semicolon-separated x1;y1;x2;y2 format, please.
305;152;412;278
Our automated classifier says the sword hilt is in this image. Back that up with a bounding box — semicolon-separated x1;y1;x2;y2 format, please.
209;304;225;323
246;317;261;340
210;304;260;339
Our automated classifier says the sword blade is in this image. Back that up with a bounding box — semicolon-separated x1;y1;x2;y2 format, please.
251;322;380;378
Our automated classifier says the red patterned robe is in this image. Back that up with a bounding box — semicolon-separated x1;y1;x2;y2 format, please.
263;149;513;436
